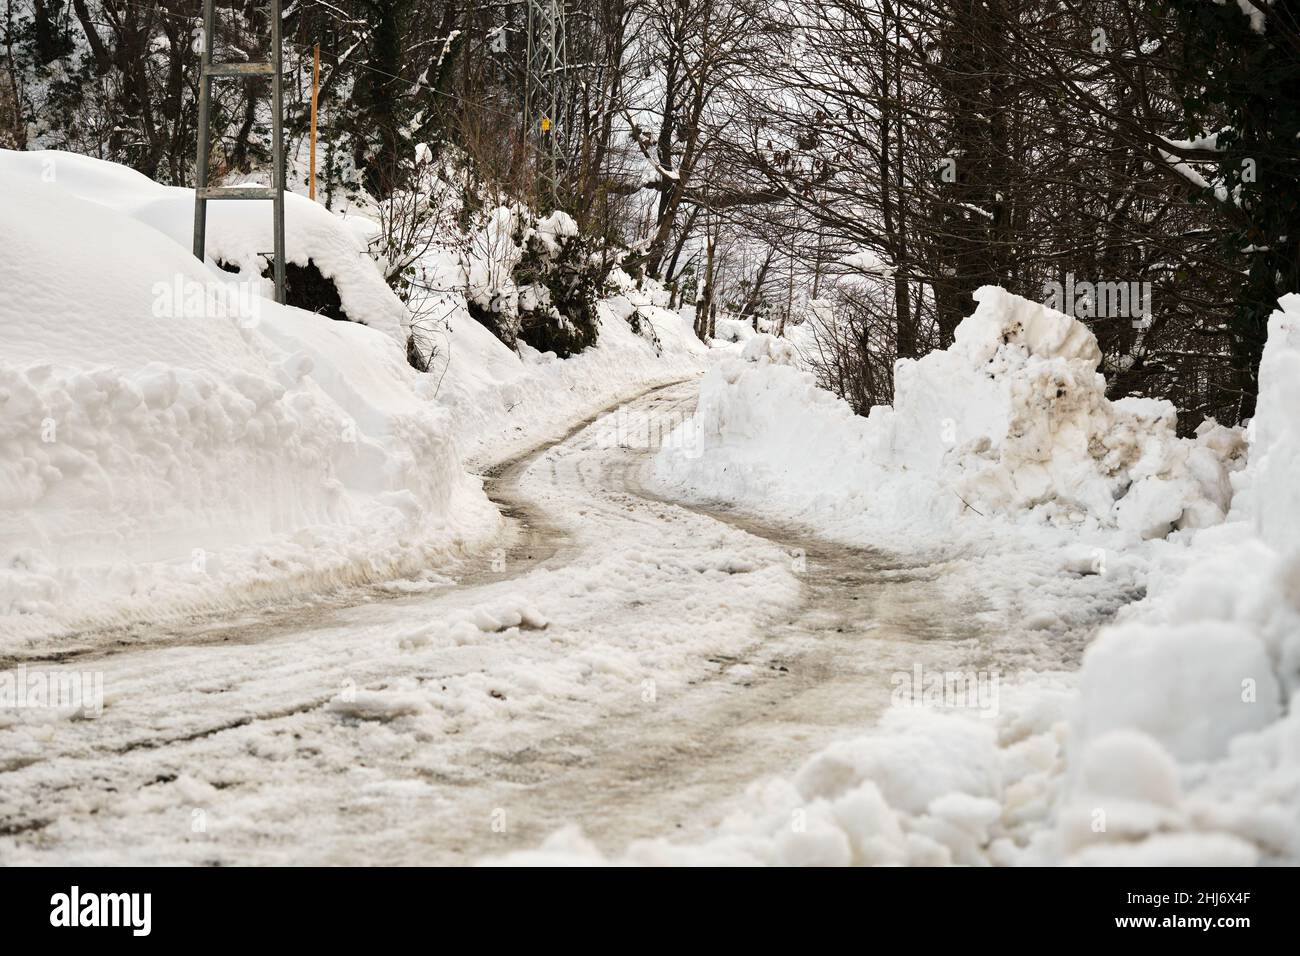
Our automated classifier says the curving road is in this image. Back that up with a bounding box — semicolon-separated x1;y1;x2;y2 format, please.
0;380;1039;865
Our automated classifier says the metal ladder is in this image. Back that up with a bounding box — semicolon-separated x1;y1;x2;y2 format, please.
192;0;286;304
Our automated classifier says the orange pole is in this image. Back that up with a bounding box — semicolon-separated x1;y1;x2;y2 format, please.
309;42;320;200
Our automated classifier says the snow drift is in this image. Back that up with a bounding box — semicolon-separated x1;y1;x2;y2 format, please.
654;286;1243;541
0;150;409;345
1048;293;1300;865
0;154;496;641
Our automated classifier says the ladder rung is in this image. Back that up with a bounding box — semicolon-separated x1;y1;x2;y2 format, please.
197;186;277;201
205;62;276;77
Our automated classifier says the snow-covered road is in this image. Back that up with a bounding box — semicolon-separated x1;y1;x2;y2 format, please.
0;381;1070;865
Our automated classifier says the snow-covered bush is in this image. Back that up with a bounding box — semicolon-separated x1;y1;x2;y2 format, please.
465;208;612;358
599;270;681;355
712;316;760;344
740;333;799;366
370;148;471;370
792;284;901;414
512;212;603;357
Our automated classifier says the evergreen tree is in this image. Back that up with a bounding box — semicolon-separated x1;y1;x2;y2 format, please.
1164;0;1300;418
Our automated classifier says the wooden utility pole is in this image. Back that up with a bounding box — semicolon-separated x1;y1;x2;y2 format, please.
309;43;320;200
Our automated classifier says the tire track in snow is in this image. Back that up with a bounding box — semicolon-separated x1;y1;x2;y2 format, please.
419;384;994;860
0;379;697;673
0;379;995;864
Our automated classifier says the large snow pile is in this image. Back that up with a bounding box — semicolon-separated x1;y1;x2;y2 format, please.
0;156;496;642
654;286;1243;542
0;150;409;345
1040;293;1300;866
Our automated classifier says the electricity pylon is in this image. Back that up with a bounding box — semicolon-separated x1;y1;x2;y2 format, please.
523;0;569;199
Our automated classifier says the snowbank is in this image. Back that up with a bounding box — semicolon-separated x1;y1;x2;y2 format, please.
653;286;1243;543
0;156;496;642
1043;293;1300;865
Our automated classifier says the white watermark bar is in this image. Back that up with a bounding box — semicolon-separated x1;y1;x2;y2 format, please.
0;665;104;718
1043;273;1153;328
890;663;1000;718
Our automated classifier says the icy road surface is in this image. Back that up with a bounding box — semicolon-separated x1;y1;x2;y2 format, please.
0;382;1073;864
